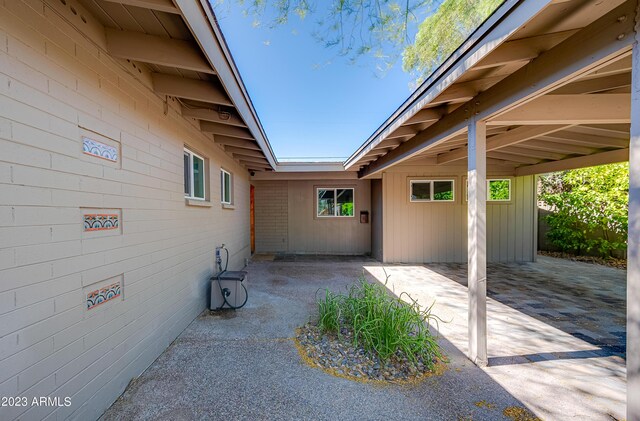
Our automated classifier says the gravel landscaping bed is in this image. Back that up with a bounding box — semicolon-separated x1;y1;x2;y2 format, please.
294;322;445;384
538;250;626;269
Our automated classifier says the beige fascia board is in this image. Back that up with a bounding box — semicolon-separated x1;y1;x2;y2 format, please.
251;171;359;181
343;0;552;170
174;0;277;169
276;162;349;172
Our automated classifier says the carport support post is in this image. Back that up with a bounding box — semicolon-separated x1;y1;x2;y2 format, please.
467;116;488;367
628;3;640;420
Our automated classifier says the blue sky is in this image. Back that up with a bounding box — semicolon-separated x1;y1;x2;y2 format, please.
213;3;421;159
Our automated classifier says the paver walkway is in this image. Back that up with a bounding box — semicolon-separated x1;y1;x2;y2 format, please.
101;256;626;420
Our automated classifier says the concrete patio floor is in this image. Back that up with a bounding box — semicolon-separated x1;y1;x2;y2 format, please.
101;256;626;420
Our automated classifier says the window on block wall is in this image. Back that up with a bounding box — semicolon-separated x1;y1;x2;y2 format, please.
221;169;233;204
317;188;354;217
184;148;206;200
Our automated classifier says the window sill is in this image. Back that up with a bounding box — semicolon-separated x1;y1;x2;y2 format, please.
222;203;235;210
186;199;212;207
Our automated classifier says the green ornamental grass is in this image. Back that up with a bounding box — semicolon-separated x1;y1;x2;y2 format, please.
316;275;442;367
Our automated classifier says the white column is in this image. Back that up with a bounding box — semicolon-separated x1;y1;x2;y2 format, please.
468;116;488;366
628;3;640;420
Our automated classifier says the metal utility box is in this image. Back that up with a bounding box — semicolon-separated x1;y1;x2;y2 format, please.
210;271;248;310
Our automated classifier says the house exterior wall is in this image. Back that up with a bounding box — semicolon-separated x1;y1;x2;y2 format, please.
254;181;288;252
382;163;536;263
0;1;250;420
253;179;372;254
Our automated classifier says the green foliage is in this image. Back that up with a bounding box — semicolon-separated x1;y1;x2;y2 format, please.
317;275;442;364
538;163;628;257
340;202;354;216
403;0;503;82
230;0;431;63
488;179;510;201
433;191;452;201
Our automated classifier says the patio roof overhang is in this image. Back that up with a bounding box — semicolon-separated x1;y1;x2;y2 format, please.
345;0;632;178
78;0;277;172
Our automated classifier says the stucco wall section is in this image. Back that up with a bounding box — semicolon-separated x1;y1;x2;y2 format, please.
382;164;536;263
0;1;250;419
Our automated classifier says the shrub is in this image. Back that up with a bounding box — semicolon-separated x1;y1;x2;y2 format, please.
317;275;442;365
539;163;628;258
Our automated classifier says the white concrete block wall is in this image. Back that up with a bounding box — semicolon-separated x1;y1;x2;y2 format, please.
0;0;251;419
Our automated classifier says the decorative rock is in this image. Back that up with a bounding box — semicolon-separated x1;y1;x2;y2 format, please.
295;322;442;384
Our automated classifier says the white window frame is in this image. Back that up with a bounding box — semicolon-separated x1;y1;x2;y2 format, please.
221;169;232;204
409;179;455;202
463;178;513;202
316;187;355;218
487;178;512;202
184;148;206;200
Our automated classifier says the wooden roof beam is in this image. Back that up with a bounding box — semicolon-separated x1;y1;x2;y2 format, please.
542;130;629;148
552;72;631;94
437;125;569;164
500;146;566;160
181;106;247;127
152;74;232;106
200;121;253;140
213;136;261;150
489;94;631;125
233;154;270;165
387;126;418;140
522;138;596;155
225;146;265;159
403;108;444;125
487;151;541;165
100;0;179;14
473;30;577;70
106;29;214;74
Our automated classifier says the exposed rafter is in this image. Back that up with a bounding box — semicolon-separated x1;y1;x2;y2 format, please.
542;130;629;148
200;121;253;139
500;146;565;160
106;29;214;74
213;135;261;150
224;146;265;159
387;126;417;139
181;106;246;127
515;148;629;176
403;108;444;125
152;74;232;106
436;125;569;164
553;72;631;94
473;30;577;70
521;138;595;155
487;151;540;164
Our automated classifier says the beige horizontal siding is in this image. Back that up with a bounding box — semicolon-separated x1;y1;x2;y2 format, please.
0;1;250;419
382;165;535;263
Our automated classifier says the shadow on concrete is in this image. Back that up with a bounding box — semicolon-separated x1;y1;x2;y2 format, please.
101;258;536;421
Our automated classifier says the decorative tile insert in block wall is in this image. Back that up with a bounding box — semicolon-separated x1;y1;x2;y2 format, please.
86;282;121;310
83;213;119;231
82;136;118;162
